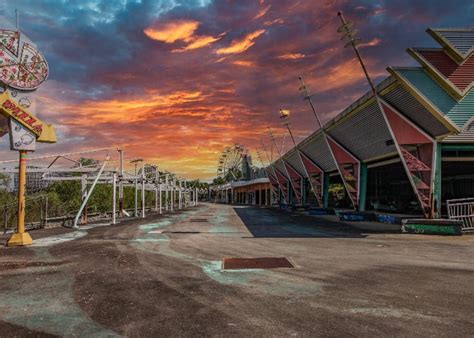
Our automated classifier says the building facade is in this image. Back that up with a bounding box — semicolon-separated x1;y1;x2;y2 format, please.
267;28;474;217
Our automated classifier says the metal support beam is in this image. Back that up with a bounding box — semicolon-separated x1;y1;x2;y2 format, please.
434;143;442;218
325;134;361;209
112;172;117;225
73;157;109;229
118;149;124;217
378;98;437;218
141;162;145;218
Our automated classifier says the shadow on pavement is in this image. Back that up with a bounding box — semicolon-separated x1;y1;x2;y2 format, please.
233;206;367;239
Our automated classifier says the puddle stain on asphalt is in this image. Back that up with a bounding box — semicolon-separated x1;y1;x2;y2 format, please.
30;231;88;247
0;248;120;337
132;207;322;296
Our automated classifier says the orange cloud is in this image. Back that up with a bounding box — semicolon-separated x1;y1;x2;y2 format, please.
311;58;386;92
232;60;255;67
172;33;226;52
359;38;382;48
215;29;265;55
145;20;223;52
254;5;271;19
264;18;284;26
278;53;305;60
144;20;199;43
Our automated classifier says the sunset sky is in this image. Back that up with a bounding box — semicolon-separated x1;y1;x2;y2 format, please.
0;0;472;180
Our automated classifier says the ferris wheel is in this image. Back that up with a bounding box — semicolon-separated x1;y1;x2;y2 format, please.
217;144;246;181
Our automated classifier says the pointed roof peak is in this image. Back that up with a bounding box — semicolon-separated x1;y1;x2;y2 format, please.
427;28;474;64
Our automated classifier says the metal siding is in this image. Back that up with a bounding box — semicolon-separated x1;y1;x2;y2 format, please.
398;68;474;129
444;119;474;142
273;159;287;178
284;150;306;177
437;30;474;56
382;83;451;137
327;101;395;160
418;50;474;92
299;133;336;171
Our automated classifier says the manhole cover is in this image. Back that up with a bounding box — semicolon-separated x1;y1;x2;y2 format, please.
222;257;295;270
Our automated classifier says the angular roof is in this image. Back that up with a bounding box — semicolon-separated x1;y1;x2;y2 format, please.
272;27;473;176
427;28;474;64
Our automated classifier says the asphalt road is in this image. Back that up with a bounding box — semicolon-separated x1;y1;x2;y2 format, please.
1;203;473;337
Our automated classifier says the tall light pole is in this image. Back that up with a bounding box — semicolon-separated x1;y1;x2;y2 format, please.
279;109;323;206
268;127;291;205
336;11;437;218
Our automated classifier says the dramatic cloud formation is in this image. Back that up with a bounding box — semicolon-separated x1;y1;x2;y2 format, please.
0;0;472;179
215;29;266;55
144;20;200;43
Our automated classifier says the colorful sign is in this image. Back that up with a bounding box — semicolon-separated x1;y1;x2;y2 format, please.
0;91;56;143
0;29;49;90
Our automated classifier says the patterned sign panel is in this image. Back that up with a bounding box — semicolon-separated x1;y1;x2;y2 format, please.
9;118;36;151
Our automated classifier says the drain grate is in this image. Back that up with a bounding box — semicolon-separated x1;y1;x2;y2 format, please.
222;257;295;270
189;218;208;222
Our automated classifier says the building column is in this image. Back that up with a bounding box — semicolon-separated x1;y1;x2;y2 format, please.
323;174;330;208
358;163;368;212
434;142;442;218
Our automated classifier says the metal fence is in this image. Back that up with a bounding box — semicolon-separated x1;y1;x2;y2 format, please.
447;198;474;231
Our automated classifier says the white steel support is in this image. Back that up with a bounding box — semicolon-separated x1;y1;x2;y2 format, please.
81;174;87;224
118;149;124;217
170;180;174;212
141;161;145;218
155;167;159;212
165;174;169;211
73;157;109;229
134;163;138;217
179;180;182;209
159;184;162;214
112;172;117;225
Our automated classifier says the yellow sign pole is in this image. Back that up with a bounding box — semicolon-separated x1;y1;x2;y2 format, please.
7;150;33;246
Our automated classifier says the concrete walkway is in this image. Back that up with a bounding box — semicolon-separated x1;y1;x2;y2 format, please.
1;203;473;336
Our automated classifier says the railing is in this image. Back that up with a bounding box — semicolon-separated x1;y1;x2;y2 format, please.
447;198;474;231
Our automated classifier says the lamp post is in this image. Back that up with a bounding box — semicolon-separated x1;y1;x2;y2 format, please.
279;109;321;207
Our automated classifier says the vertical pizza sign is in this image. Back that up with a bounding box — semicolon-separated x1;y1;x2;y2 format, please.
1;17;57;246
